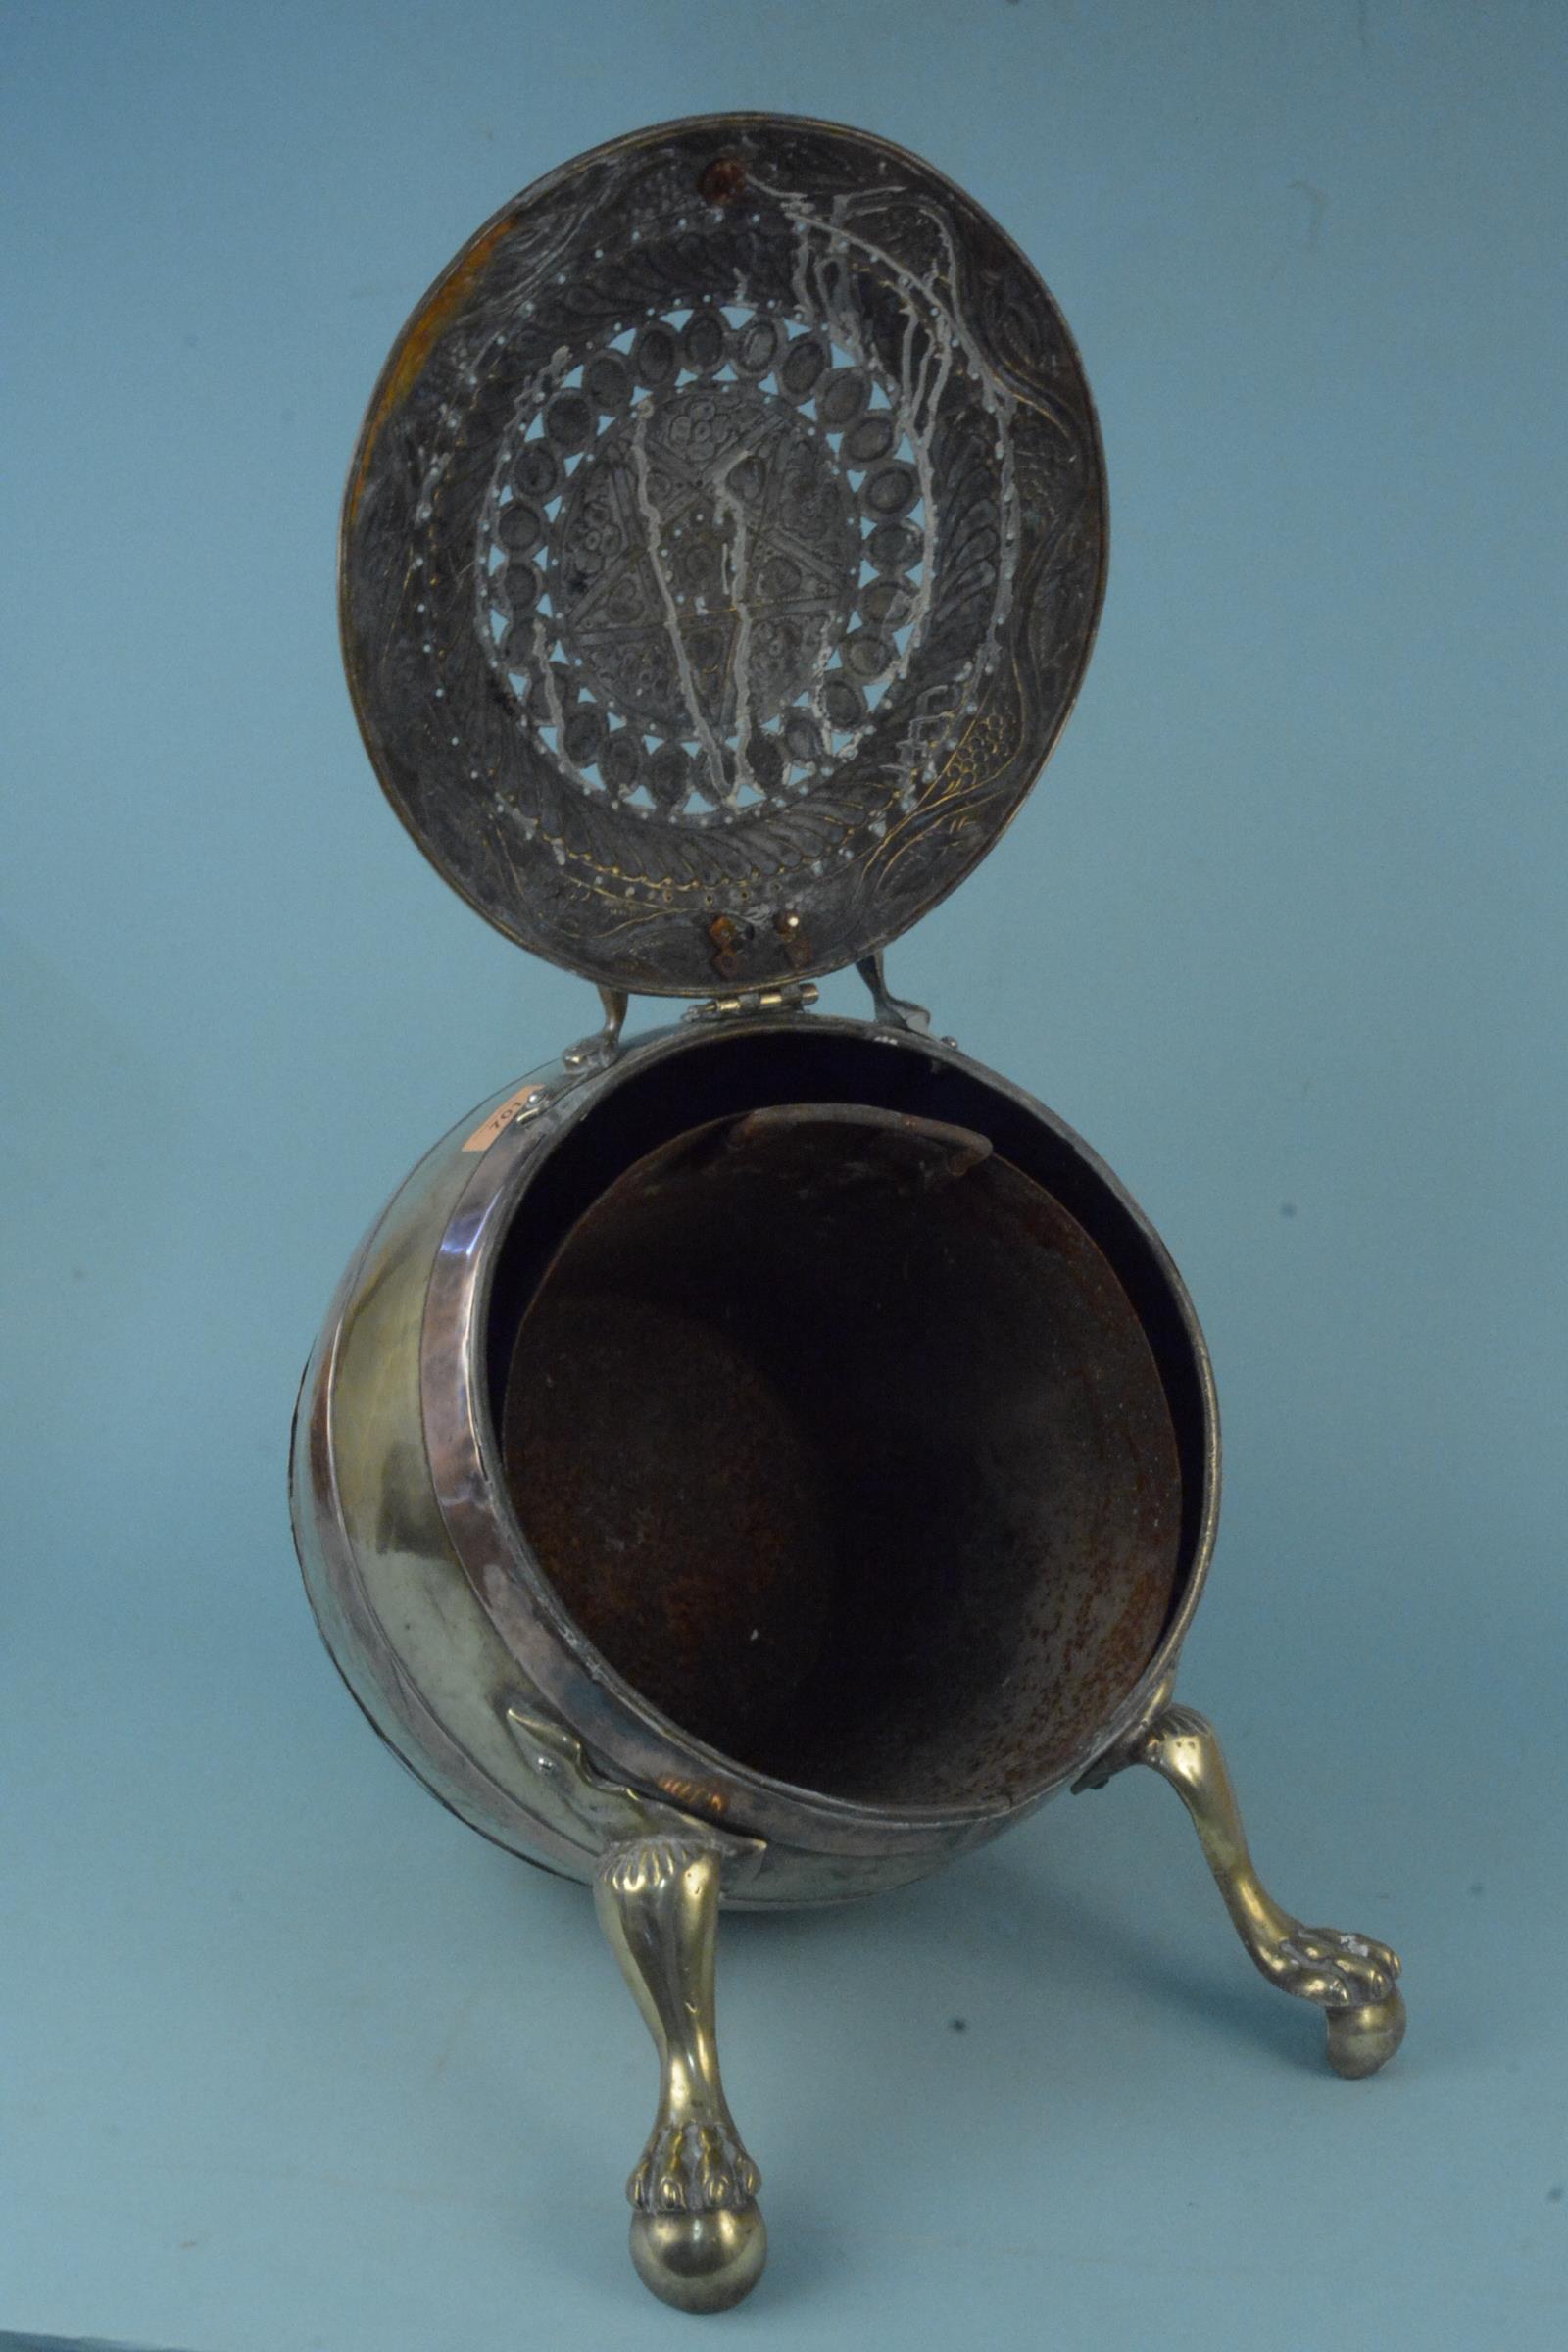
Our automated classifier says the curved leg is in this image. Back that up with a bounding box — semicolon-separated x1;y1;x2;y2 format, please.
595;1838;765;2313
855;949;932;1035
563;984;628;1072
1081;1701;1405;2078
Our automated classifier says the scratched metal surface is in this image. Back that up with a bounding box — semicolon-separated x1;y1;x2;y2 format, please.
340;115;1106;994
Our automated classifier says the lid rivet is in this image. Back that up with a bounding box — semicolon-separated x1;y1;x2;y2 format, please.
709;911;746;981
700;153;748;208
774;908;810;970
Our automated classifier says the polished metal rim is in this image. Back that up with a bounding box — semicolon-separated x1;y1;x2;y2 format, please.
417;1016;1220;1848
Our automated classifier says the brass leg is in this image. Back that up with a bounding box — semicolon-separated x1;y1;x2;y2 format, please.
1082;1702;1405;2078
595;1838;766;2313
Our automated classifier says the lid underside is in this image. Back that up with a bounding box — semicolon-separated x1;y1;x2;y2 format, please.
340;113;1107;996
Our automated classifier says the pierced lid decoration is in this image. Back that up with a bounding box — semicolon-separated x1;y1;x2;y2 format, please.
340;114;1106;995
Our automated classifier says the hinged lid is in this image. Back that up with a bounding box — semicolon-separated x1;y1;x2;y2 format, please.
340;113;1106;997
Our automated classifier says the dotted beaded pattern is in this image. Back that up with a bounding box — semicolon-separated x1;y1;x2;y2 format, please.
342;117;1105;995
480;317;931;826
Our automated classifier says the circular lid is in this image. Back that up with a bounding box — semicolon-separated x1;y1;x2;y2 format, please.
341;114;1106;997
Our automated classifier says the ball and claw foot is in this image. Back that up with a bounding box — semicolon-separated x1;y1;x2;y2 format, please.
1267;1924;1405;2077
1325;1985;1406;2079
629;2119;761;2215
630;2207;768;2316
1080;1698;1406;2079
596;1838;766;2312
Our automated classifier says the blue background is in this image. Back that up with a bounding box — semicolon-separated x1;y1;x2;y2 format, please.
4;4;1564;2345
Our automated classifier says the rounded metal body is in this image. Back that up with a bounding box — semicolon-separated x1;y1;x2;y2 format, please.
291;1009;1219;1907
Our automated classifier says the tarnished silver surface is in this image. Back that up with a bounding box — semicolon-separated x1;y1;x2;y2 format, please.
290;1013;1222;1905
341;114;1106;996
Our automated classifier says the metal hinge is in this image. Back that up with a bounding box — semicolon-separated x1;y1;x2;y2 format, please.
682;981;821;1023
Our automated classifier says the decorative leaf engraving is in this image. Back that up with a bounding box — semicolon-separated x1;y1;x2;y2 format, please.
342;120;1106;992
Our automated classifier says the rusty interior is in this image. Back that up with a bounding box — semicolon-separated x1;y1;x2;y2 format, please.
491;1031;1196;1811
